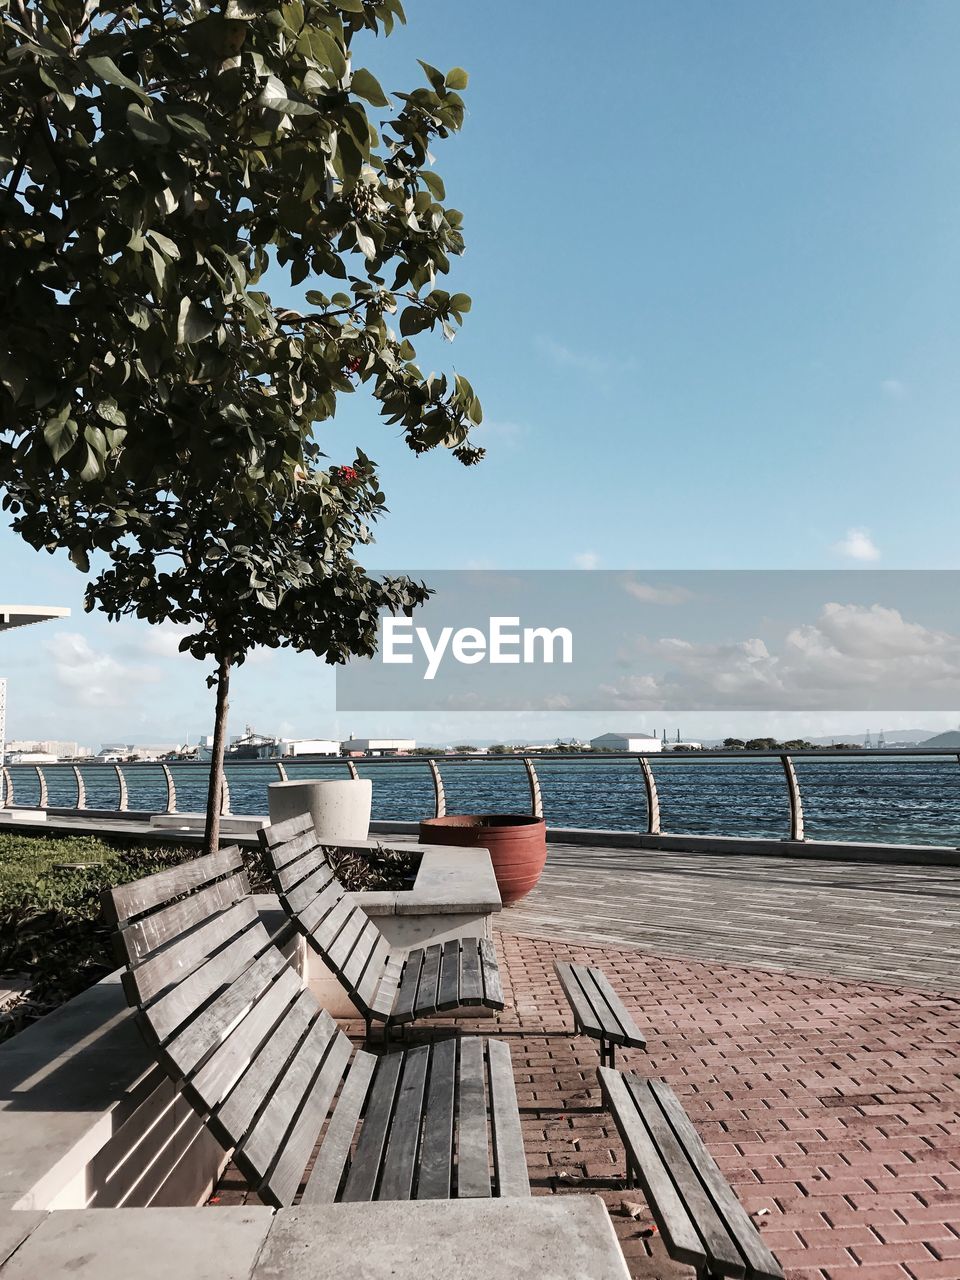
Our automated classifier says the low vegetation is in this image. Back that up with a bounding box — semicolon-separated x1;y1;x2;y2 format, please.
0;832;417;1042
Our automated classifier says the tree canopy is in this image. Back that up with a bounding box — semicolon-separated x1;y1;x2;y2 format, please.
0;0;484;848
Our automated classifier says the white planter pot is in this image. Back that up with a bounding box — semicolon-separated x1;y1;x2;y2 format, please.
268;778;373;842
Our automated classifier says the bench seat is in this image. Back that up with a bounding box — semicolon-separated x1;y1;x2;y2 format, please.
554;962;645;1066
103;846;527;1208
261;815;505;1034
598;1068;784;1280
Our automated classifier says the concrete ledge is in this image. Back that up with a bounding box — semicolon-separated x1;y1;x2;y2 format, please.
0;1207;274;1279
252;1196;630;1280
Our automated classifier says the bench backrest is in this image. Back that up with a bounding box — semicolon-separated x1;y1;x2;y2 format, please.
259;813;394;1019
103;844;353;1207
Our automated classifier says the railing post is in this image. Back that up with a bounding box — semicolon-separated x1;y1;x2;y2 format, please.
161;763;177;814
427;758;446;818
2;766;11;807
780;754;804;841
522;756;543;820
35;765;48;809
345;760;359;780
638;755;661;835
276;761;288;782
113;757;128;808
73;765;86;810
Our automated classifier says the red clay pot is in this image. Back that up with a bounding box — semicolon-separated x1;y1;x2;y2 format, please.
418;813;547;907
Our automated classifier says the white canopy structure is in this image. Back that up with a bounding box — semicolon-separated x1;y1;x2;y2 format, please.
1;604;71;771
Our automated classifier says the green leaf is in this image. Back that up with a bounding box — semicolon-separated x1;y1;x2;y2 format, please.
421;170;445;200
69;546;90;573
333;0;364;10
351;68;389;107
85;54;148;101
126;103;170;145
167;111;211;143
445;67;469;90
95;399;127;426
176;297;216;344
79;443;103;482
225;0;259;16
43;414;78;462
450;293;472;313
418;60;445;92
259;75;319;116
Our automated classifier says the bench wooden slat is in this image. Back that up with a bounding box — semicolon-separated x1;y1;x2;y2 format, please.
299;878;345;936
147;921;269;1044
325;905;368;973
342;920;382;993
300;1050;378;1204
311;893;354;952
115;871;249;967
570;963;625;1045
104;845;244;924
651;1081;784;1280
457;1037;490;1197
269;1029;353;1207
240;1007;338;1191
217;991;317;1141
436;939;462;1011
370;954;403;1021
124;897;258;1005
554;960;600;1036
259;811;314;851
479;937;504;1009
626;1076;746;1277
590;967;644;1048
488;1039;529;1196
458;937;484;1005
161;948;287;1075
391;949;425;1024
273;846;322;893
378;1044;431;1200
283;865;334;915
417;1036;457;1199
189;965;302;1109
413;943;442;1018
597;1066;704;1268
341;1052;405;1201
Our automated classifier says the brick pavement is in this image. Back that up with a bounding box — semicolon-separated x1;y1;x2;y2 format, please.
213;930;960;1279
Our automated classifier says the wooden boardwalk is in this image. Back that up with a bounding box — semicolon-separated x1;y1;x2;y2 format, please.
500;843;960;992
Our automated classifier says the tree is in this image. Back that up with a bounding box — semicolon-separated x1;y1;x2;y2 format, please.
722;738;745;749
0;0;483;850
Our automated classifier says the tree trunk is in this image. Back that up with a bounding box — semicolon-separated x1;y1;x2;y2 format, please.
203;655;231;857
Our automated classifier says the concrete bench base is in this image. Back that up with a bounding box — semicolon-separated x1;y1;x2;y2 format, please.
0;1198;629;1279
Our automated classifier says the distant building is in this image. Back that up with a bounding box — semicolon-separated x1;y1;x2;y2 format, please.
342;737;415;757
589;732;662;753
663;740;703;752
6;739;82;759
96;743;181;761
282;739;340;757
7;750;58;764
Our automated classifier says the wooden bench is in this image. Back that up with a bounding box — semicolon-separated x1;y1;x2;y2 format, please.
554;961;646;1066
102;845;529;1208
598;1068;784;1280
260;814;505;1037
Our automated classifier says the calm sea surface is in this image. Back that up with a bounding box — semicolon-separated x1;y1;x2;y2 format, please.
8;757;960;846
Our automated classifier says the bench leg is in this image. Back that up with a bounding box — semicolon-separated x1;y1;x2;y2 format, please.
598;1038;616;1069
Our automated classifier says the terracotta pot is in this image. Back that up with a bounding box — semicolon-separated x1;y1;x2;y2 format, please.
418;813;547;906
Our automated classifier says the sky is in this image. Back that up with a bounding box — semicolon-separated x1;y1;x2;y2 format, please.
4;0;960;748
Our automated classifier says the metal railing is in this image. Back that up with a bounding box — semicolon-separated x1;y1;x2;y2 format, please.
2;748;960;846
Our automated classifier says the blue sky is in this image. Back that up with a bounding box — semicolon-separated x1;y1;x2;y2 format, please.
5;1;960;747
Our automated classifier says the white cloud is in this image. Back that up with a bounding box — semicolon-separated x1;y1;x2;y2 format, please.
599;602;960;710
44;633;161;708
881;379;907;398
139;623;193;658
624;580;693;606
834;527;880;562
573;552;601;570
